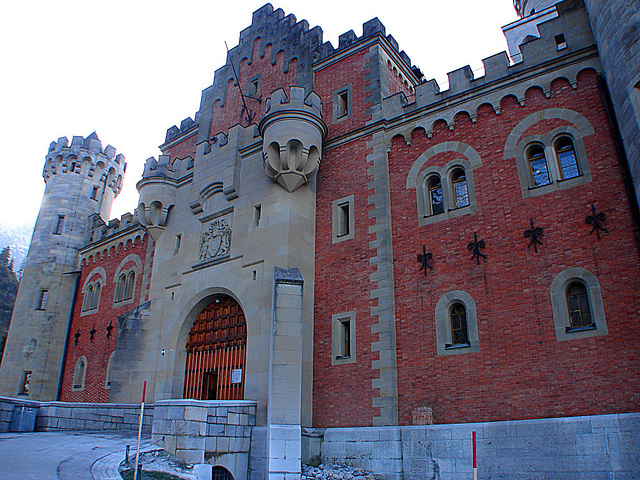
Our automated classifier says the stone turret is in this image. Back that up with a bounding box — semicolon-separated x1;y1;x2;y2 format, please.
0;133;125;400
514;0;563;17
259;86;327;192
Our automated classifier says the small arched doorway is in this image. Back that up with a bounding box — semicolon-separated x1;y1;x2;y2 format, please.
183;295;246;400
212;466;234;479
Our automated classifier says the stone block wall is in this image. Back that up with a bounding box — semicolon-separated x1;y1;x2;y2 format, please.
321;413;640;480
0;396;152;433
152;399;256;480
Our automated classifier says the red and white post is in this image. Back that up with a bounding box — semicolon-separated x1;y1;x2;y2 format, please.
472;430;477;480
134;381;147;480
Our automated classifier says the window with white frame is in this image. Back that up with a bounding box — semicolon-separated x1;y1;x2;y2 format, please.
72;357;87;390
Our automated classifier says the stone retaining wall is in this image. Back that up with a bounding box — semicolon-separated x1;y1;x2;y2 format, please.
0;396;153;433
152;399;256;480
322;412;640;480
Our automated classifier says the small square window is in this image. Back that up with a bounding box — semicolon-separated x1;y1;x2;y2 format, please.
554;34;567;50
37;290;48;310
337;91;349;117
332;85;352;122
248;77;260;97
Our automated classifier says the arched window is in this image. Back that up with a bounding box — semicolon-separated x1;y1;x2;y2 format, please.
449;303;469;347
555;137;580;180
427;176;444;215
73;357;86;390
124;272;135;301
527;144;551;187
451;169;469;208
115;274;126;303
566;282;593;329
211;466;233;480
105;352;115;389
82;285;93;312
91;282;101;310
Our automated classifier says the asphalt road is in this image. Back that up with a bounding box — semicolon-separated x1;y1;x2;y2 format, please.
0;430;148;480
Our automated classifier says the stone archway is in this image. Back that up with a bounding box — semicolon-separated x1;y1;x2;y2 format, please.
183;295;246;400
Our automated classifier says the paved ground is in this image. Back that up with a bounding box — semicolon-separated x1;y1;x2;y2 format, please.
0;430;155;480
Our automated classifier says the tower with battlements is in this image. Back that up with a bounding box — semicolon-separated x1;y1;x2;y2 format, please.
0;133;125;400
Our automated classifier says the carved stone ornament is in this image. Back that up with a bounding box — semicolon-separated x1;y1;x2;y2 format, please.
199;218;232;262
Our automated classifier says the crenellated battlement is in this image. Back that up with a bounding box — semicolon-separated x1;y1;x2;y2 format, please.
85;211;141;246
381;0;598;137
43;132;126;196
316;17;418;76
165;116;198;144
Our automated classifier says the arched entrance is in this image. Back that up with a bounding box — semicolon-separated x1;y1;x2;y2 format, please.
183;295;246;400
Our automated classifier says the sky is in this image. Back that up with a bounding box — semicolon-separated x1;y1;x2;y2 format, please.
0;0;519;227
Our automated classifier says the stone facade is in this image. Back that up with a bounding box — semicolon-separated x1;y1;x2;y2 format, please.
1;1;639;479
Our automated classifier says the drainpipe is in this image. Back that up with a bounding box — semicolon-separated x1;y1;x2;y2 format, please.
56;271;81;400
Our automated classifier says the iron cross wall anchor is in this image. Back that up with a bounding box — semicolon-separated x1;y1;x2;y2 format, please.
417;245;433;275
106;321;114;339
524;219;544;252
74;329;81;346
585;203;608;239
468;232;487;265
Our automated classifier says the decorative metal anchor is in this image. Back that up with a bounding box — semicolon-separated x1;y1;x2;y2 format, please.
89;325;96;344
74;329;81;346
106;321;114;339
468;232;487;265
585;203;608;239
416;245;433;275
524;218;544;252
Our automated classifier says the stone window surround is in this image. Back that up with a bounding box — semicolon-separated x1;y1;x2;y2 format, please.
406;141;482;227
80;267;106;316
72;356;87;391
550;267;608;342
416;159;479;225
332;194;355;243
435;291;480;356
332;84;353;123
332;310;356;365
514;127;592;199
112;254;142;308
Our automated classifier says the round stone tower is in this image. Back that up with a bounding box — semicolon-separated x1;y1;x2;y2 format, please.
0;133;125;400
513;0;562;17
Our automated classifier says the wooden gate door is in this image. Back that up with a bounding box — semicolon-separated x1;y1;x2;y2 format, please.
183;296;246;400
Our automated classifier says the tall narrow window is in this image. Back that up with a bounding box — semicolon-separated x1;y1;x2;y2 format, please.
53;215;65;235
253;205;262;227
115;274;126;303
37;290;48;310
73;357;86;390
337;90;349;117
90;185;99;200
451;169;469;208
427;176;444;215
337;202;350;237
19;371;32;395
174;234;182;255
555;137;580;180
91;283;101;310
105;352;115;388
449;303;469;347
340;319;351;358
124;272;135;301
566;282;593;329
82;285;93;312
527;145;551;187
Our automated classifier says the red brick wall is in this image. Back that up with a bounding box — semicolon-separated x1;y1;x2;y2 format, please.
313;66;640;427
59;234;154;402
388;69;640;424
209;42;298;137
